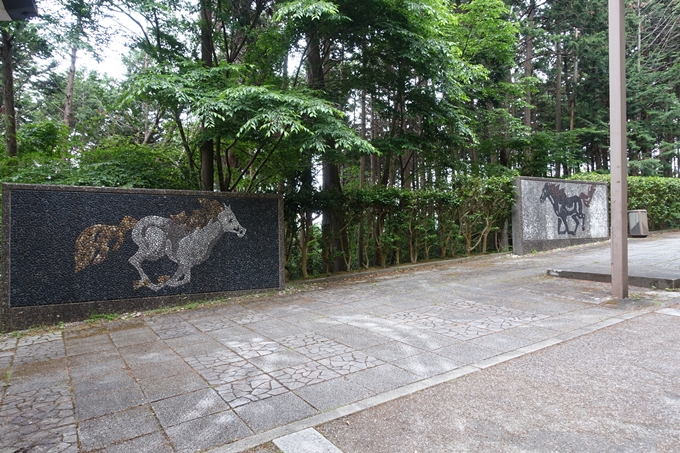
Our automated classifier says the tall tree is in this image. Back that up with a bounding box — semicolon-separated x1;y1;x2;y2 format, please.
58;0;107;128
1;21;50;156
199;0;215;190
1;24;18;156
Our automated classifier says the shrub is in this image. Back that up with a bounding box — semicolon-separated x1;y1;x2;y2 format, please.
569;173;680;230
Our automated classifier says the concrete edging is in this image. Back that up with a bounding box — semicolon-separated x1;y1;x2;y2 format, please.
547;268;680;290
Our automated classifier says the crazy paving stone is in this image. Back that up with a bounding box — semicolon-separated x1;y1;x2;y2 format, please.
0;384;77;452
0;351;12;371
189;317;240;332
232;311;271;325
0;337;17;352
215;374;288;408
293;340;354;361
13;340;65;366
269;362;341;390
430;323;495;341
16;333;62;347
185;350;244;372
277;333;331;350
383;311;434;323
195;360;263;387
0;422;78;453
317;351;383;375
148;324;199;340
225;339;282;359
408;316;460;330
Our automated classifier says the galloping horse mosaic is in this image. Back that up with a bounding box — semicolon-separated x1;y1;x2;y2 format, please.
74;198;246;291
539;183;597;236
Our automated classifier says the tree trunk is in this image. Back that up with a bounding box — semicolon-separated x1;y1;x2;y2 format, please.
389;156;396;186
307;29;347;273
299;166;314;278
64;45;77;128
637;0;642;72
200;135;214;191
215;137;227;191
306;29;325;90
401;152;411;189
555;40;562;134
370;97;379;184
358;90;367;269
523;0;535;132
569;36;579;131
1;28;17;157
554;39;562;178
321;161;348;272
200;2;214;191
570;59;578;130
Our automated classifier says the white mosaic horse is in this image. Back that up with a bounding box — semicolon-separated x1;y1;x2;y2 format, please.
129;203;246;291
75;199;247;291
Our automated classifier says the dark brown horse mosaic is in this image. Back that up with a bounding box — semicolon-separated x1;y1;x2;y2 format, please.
539;183;597;235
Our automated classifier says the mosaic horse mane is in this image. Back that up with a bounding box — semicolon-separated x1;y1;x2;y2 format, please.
74;198;246;291
539;183;596;236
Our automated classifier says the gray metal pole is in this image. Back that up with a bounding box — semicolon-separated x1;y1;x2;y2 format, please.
609;0;628;299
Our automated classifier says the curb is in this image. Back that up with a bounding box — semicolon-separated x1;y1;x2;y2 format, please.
547;268;680;290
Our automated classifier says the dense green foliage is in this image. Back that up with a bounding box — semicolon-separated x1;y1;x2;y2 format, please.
1;0;679;277
1;128;192;189
570;173;680;231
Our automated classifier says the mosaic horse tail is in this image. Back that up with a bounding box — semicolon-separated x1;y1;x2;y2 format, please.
74;199;246;291
75;216;138;272
539;183;597;236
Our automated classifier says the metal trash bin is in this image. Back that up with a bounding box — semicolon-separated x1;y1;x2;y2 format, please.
628;210;649;237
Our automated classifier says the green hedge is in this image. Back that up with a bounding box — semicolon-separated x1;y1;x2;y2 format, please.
569;174;680;230
284;176;516;279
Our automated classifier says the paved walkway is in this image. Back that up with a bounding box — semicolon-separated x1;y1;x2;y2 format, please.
314;310;680;453
1;234;679;453
546;231;680;287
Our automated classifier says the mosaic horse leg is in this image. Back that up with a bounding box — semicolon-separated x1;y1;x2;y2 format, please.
561;197;585;235
162;264;191;288
129;217;173;291
159;220;224;288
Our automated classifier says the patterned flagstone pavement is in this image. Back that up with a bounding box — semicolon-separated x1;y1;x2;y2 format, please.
2;235;680;453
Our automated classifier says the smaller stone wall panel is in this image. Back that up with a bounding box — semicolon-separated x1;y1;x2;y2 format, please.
2;184;283;330
512;177;609;255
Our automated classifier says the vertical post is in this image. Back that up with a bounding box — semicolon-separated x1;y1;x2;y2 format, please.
609;0;628;299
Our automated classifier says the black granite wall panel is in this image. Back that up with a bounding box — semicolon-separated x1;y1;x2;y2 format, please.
1;184;283;329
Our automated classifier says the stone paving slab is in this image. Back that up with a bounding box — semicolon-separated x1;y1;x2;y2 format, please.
165;410;252;453
234;393;316;433
103;431;175;453
273;428;343;453
658;307;680;317
2;234;680;452
77;405;159;451
152;388;231;429
138;371;208;402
